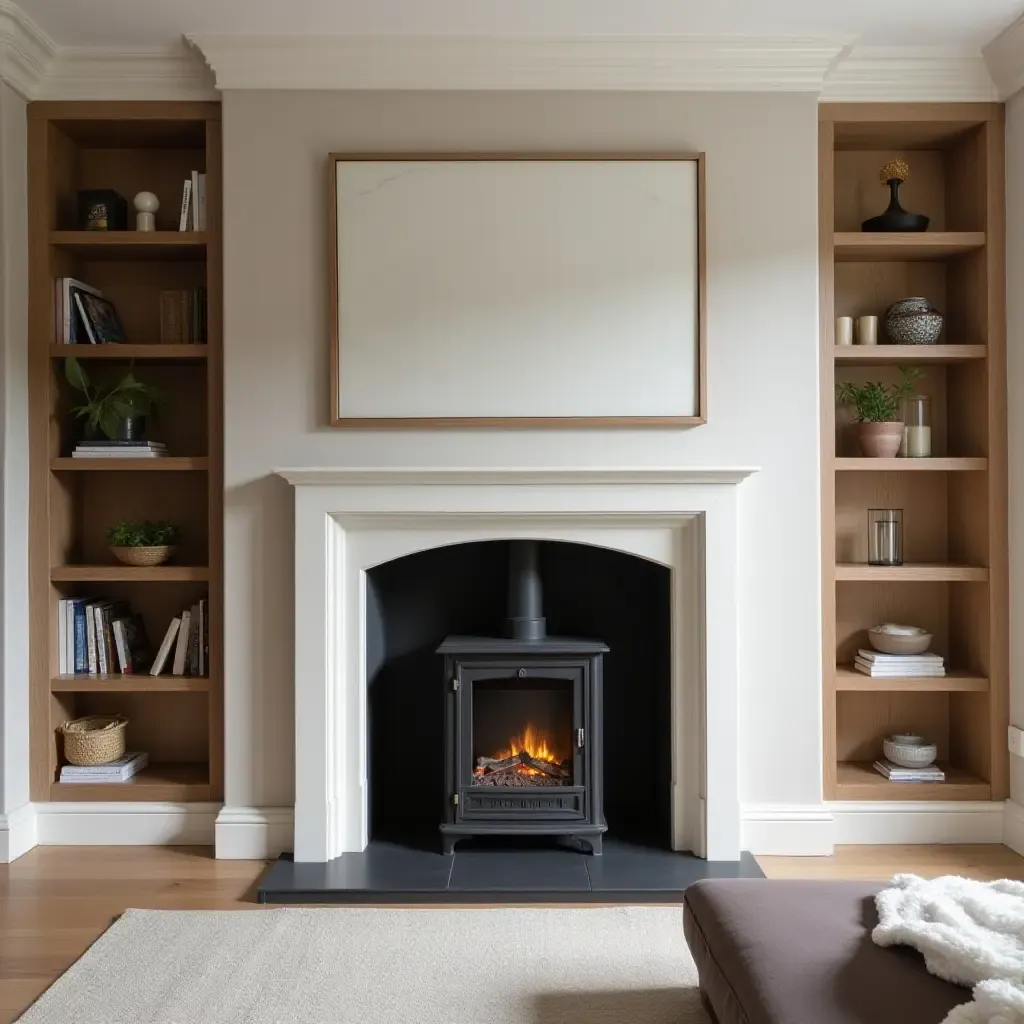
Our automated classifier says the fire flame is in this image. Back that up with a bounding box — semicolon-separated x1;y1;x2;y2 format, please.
473;724;565;777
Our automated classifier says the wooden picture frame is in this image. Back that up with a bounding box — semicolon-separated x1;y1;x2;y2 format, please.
329;153;706;428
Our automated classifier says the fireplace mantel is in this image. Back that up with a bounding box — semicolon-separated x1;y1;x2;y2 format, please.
277;464;759;863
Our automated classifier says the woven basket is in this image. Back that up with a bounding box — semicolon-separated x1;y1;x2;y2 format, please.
110;545;175;567
60;715;128;766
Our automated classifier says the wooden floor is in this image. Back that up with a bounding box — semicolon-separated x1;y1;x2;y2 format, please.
2;844;1023;1022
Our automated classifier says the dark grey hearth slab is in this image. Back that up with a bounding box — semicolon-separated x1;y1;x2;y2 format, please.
257;839;765;905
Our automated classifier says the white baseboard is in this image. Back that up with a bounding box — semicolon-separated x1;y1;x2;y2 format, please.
215;806;293;859
0;803;38;862
1004;800;1024;856
742;804;835;855
829;801;1006;845
35;802;219;845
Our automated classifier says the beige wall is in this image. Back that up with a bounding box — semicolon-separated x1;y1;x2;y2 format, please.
222;90;821;821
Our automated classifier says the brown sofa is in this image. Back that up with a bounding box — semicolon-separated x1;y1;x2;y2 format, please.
683;879;971;1024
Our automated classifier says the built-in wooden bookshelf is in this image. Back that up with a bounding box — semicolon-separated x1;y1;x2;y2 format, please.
28;102;223;804
820;103;1007;804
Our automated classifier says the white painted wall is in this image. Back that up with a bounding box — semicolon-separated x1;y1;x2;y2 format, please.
222;90;823;832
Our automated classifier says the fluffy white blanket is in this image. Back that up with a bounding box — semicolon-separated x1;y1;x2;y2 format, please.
873;874;1024;1024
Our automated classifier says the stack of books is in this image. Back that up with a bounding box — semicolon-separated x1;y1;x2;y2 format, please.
873;759;946;783
57;598;152;674
178;171;207;231
151;597;208;677
854;649;945;678
60;752;149;784
159;287;207;342
72;440;167;459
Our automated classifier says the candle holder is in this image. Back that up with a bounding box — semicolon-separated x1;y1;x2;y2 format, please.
869;509;903;566
900;394;932;458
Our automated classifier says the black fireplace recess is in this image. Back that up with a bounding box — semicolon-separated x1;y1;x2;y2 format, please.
438;541;608;855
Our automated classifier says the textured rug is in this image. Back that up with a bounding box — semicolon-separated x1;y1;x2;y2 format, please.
18;906;708;1024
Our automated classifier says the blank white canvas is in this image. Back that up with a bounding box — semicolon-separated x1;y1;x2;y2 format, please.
335;159;699;419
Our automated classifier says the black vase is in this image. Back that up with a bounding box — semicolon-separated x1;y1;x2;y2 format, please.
862;179;929;232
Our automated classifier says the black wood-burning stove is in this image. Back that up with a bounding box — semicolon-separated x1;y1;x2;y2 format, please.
438;541;608;855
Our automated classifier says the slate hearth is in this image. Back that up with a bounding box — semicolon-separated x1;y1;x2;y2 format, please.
258;838;764;904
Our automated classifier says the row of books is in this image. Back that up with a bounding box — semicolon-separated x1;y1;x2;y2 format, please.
54;277;126;344
60;752;148;784
854;649;945;678
873;759;946;783
178;172;208;231
159;288;208;343
151;600;209;677
71;440;168;460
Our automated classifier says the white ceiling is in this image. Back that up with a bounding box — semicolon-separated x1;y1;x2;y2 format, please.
15;0;1024;49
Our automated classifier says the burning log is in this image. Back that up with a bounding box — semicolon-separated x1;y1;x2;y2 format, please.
519;751;569;778
476;751;569;779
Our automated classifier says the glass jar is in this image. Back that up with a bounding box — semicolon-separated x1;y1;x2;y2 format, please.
900;394;932;458
868;509;904;566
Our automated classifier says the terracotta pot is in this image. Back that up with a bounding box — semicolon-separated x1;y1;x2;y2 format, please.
858;421;904;458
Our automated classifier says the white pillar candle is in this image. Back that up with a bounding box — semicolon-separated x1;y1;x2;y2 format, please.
856;315;879;345
836;317;854;345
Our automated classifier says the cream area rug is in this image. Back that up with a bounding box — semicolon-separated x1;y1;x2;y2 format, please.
19;906;709;1024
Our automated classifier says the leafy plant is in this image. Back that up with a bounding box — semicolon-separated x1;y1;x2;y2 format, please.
836;368;923;423
106;520;180;548
65;357;163;439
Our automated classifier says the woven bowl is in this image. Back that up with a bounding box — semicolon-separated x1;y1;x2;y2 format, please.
110;545;175;567
60;715;128;766
868;625;932;655
883;735;937;769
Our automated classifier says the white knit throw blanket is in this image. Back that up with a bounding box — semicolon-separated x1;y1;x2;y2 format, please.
873;874;1024;1024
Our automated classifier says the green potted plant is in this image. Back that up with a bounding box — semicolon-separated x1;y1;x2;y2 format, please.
65;357;163;441
106;520;181;567
836;368;922;458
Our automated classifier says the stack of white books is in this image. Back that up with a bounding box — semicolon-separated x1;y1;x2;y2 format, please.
855;649;945;677
72;440;167;459
59;751;149;783
873;759;945;783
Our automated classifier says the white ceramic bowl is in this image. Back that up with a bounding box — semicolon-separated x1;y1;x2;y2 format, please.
868;624;932;656
883;736;938;768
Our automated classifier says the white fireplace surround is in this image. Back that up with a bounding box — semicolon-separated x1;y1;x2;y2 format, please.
276;466;758;863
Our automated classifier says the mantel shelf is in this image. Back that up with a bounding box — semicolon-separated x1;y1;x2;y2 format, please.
833;345;986;365
834;232;986;262
834;458;987;472
835;563;989;582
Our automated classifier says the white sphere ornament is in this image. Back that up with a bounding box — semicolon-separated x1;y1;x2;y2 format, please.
134;191;160;232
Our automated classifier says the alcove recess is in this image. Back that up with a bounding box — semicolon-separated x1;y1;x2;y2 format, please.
819;104;1007;802
27;102;223;803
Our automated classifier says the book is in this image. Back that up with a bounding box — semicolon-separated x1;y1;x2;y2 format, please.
198;598;206;677
187;603;200;675
72;449;167;459
74;291;127;344
873;759;945;782
57;599;68;674
191;170;200;230
113;614;152;674
61;751;149;782
98;601;129;674
85;601;101;673
75;441;166;450
197;173;207;231
160;290;183;343
57;277;103;343
854;660;946;678
172;609;192;675
857;649;943;663
150;618;180;676
72;599;91;673
179;178;192;231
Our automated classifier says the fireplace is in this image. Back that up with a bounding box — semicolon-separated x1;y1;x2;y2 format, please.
439;541;607;854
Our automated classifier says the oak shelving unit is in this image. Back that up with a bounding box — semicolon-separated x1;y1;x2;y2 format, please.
28;102;223;805
820;103;1007;805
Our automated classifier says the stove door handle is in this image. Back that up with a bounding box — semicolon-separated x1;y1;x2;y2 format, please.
577;727;585;749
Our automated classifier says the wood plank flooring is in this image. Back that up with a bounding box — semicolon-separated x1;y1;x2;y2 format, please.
2;844;1023;1023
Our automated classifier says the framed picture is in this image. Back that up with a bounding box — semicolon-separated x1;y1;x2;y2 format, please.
329;153;706;427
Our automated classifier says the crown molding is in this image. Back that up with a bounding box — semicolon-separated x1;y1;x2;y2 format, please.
187;33;850;92
0;0;55;99
984;15;1024;99
821;46;999;101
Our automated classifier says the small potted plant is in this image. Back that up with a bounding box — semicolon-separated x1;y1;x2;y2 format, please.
836;368;922;458
65;356;163;441
107;520;180;567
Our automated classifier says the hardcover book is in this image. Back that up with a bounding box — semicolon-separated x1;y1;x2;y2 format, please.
74;292;127;344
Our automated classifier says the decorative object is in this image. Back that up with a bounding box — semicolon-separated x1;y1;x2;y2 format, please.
861;159;929;232
883;735;938;769
900;394;932;457
65;356;163;441
133;191;159;232
77;189;128;231
836;367;923;457
73;291;127;344
868;624;932;655
331;154;705;427
836;316;853;346
855;315;878;345
885;297;944;345
59;714;129;765
869;509;903;566
107;520;179;566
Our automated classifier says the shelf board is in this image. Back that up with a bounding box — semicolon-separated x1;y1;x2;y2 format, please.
835;667;989;693
834;232;986;262
834;761;991;801
50;762;211;802
50;457;208;472
49;344;208;361
50;565;209;582
50;231;207;260
835;563;988;582
835;457;988;472
51;674;210;693
833;345;986;365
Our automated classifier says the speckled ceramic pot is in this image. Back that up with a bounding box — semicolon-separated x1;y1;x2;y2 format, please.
885;297;944;345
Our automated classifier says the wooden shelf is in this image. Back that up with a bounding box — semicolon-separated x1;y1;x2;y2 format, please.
51;674;210;693
834;232;986;262
50;457;208;472
50;565;209;582
835;667;989;692
833;345;986;365
834;457;988;472
835;761;991;801
49;231;207;260
835;563;988;582
49;344;208;361
50;762;211;802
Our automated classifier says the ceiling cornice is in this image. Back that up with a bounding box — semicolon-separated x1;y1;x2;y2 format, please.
0;0;55;99
983;15;1024;99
